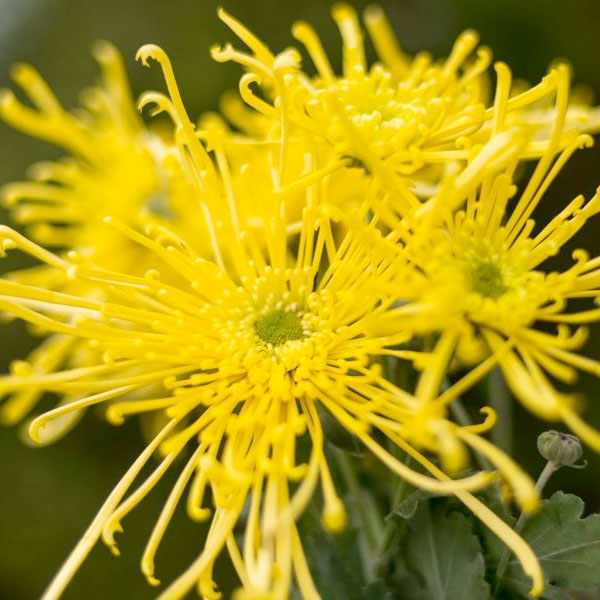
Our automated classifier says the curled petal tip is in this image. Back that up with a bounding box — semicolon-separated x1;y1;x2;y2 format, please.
578;133;594;149
240;71;262;86
105;407;125;426
102;522;124;555
147;575;161;587
136;44;165;67
188;505;212;522
210;43;234;63
27;418;45;445
137;92;158;114
137;91;173;118
142;562;161;586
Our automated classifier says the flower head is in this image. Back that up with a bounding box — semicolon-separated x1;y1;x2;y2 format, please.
0;44;544;599
211;4;600;194
0;41;200;432
381;116;600;454
0;41;195;271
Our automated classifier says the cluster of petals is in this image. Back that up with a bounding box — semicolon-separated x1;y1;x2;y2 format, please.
2;4;600;600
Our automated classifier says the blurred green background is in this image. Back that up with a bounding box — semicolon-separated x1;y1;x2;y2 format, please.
2;0;600;597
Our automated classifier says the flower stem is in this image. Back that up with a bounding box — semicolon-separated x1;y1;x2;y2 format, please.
377;453;411;560
492;460;557;597
334;448;384;582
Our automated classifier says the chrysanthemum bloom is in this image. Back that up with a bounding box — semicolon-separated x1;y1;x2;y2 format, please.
376;96;600;454
0;40;192;271
0;41;200;435
0;45;544;599
211;5;600;195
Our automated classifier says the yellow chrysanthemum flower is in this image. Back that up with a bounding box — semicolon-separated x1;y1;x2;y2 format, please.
0;41;200;434
210;5;600;193
0;41;193;270
0;45;545;599
0;38;360;440
378;103;600;454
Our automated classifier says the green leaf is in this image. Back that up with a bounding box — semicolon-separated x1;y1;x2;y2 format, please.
299;506;365;600
485;492;600;598
390;489;434;520
395;500;490;600
362;579;397;600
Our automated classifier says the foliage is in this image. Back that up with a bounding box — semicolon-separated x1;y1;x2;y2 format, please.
302;481;600;599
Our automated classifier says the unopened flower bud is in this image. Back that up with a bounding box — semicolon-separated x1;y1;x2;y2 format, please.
537;430;582;466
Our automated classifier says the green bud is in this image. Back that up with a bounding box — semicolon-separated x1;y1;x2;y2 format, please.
537;430;582;466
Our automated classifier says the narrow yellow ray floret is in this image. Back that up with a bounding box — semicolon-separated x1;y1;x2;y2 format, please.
0;44;544;599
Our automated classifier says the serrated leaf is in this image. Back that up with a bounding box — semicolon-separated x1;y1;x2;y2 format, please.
391;489;435;520
395;500;490;600
485;491;600;598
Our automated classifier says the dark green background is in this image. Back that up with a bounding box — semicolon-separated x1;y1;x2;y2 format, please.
2;0;600;598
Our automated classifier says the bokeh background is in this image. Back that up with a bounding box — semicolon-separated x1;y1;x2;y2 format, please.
2;0;600;597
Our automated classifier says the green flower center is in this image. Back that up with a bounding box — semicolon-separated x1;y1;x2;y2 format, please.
255;310;304;345
469;260;508;299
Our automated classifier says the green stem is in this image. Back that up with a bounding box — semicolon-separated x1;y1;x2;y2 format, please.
334;448;384;582
534;460;558;493
492;460;557;597
377;454;412;558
